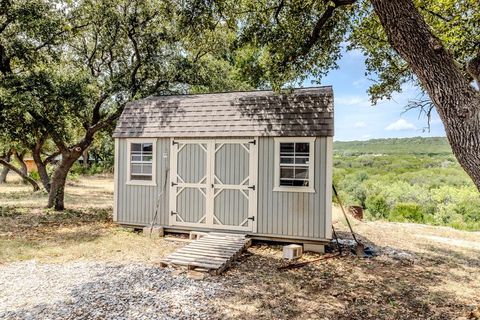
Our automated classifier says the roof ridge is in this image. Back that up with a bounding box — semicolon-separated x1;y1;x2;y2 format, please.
142;86;333;100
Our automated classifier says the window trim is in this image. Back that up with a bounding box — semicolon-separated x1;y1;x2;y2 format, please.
126;138;157;186
273;137;315;193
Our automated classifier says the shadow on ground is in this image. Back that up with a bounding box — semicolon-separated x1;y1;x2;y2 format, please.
211;233;479;320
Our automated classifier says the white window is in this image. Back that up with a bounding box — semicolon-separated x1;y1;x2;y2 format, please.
127;139;156;186
274;137;315;193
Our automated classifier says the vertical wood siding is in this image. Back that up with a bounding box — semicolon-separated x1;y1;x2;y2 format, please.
215;143;249;185
257;137;327;239
175;142;208;224
116;138;170;225
115;136;330;240
213;143;250;226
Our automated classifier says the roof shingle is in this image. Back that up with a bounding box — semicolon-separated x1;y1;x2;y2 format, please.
113;87;334;138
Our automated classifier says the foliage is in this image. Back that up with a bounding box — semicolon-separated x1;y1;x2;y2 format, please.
0;0;255;209
348;0;480;102
334;137;480;231
334;137;452;155
389;203;424;223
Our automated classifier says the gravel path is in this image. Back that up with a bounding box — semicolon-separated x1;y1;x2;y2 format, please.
0;261;222;320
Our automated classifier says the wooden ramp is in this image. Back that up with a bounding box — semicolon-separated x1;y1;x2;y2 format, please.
161;232;251;275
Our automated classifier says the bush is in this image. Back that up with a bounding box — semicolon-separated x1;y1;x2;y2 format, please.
29;170;40;181
389;203;424;223
365;195;389;219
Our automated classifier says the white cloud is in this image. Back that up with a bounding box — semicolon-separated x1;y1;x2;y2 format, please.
352;78;368;88
335;96;372;108
361;134;372;140
385;119;417;131
354;121;367;128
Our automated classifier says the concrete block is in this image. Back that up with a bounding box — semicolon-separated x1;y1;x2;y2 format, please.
303;243;325;254
143;226;164;237
189;231;208;240
187;270;207;280
283;244;303;260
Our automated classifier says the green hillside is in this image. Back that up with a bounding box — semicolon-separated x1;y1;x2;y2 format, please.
334;137;452;155
333;137;479;231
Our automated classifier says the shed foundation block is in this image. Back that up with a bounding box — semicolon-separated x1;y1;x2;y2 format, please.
283;244;303;260
303;243;325;254
143;226;164;237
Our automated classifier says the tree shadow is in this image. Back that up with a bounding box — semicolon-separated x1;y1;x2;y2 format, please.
117;98;184;137
233;88;333;136
116;88;333;137
212;236;477;320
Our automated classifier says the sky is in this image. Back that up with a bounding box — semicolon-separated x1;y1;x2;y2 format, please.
302;48;446;141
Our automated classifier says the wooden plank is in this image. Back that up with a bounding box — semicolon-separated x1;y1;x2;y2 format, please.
185;245;242;254
162;232;251;274
184;246;239;255
168;251;232;261
175;248;234;258
185;242;244;250
187;242;245;250
169;253;229;264
167;258;223;269
208;232;247;238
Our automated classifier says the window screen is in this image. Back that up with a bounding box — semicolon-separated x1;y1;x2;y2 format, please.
279;142;310;186
130;143;153;181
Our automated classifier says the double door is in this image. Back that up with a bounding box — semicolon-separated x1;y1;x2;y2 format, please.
169;139;257;232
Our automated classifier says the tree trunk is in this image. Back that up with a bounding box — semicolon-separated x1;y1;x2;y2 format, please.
0;159;40;191
0;151;11;183
47;150;83;210
371;0;480;190
0;165;9;183
32;145;52;192
82;149;89;168
13;150;28;177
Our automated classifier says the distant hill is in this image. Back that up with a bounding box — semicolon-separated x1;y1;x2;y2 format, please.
334;137;452;155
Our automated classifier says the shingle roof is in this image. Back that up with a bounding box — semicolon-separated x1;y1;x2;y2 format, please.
113;87;334;138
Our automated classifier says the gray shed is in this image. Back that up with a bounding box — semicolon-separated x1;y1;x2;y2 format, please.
113;87;334;244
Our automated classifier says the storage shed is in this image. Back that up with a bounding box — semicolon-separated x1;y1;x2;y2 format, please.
113;87;334;244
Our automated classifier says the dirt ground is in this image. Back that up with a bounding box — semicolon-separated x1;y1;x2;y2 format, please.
1;175;479;319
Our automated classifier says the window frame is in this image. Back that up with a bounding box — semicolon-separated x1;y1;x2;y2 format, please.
126;138;157;186
273;137;315;193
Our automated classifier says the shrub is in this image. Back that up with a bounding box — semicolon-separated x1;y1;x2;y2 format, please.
389;203;424;223
29;171;40;181
365;195;389;219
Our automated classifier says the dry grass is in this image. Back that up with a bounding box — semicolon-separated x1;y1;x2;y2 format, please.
211;208;479;319
0;174;181;264
1;174;479;319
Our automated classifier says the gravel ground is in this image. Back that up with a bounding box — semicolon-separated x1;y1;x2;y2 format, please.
0;261;221;320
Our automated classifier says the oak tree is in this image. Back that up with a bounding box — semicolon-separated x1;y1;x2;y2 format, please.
203;0;480;190
0;0;251;210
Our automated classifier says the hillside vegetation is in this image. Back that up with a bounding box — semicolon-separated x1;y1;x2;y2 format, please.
333;137;480;230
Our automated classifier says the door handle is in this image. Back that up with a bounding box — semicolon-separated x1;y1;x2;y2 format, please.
247;216;255;221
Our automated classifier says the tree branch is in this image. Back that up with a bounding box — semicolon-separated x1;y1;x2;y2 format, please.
467;48;480;88
283;0;356;66
418;5;452;22
91;92;108;126
0;158;40;191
